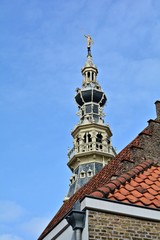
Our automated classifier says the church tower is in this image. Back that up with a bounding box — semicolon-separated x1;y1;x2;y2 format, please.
67;36;116;197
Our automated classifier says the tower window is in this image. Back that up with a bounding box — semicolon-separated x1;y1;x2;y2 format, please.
87;72;90;78
96;133;102;143
87;169;93;177
80;170;85;178
96;133;103;150
93;104;98;113
92;72;94;81
86;104;91;113
88;133;92;142
72;174;77;182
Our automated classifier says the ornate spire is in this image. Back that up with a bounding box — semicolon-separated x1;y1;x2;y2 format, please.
66;38;116;198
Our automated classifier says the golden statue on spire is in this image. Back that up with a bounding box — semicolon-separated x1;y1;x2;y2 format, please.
84;34;94;48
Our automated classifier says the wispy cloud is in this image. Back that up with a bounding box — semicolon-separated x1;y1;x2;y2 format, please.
0;201;25;222
0;234;22;240
22;216;51;238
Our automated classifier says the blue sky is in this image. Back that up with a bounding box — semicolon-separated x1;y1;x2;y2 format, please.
0;0;160;239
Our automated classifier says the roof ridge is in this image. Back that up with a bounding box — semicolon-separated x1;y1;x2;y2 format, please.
90;159;154;198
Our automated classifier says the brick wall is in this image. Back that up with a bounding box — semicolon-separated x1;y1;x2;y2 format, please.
121;119;160;175
88;210;160;240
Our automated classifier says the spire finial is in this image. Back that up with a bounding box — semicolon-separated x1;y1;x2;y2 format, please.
84;34;94;57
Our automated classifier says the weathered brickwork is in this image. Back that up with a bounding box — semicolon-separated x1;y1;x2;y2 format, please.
88;210;160;240
121;119;160;174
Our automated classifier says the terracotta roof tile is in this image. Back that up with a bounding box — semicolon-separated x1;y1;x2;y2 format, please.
148;175;157;181
122;199;130;204
147;187;158;196
143;192;155;200
152;199;160;208
140;182;150;189
112;192;126;201
119;187;130;196
117;176;127;185
125;183;135;191
156;195;160;201
97;186;110;195
131;190;143;198
138;173;147;180
90;191;104;198
139;197;152;206
151;184;160;191
126;194;139;203
153;169;160;175
155;181;160;187
106;182;118;192
136;201;145;207
130;179;139;187
135;185;147;194
134;176;144;183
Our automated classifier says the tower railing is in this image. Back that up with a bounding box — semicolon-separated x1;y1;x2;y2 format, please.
68;142;116;160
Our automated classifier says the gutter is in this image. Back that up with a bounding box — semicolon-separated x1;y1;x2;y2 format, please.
66;201;86;240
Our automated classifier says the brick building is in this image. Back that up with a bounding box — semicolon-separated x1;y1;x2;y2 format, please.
38;40;160;240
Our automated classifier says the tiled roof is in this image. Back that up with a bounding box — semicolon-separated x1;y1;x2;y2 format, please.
38;123;159;240
90;160;160;209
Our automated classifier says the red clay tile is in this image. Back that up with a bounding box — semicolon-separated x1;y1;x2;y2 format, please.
154;169;160;175
134;176;144;183
90;191;104;198
126;194;139;203
145;179;154;185
152;172;159;178
155;195;160;201
152;199;160;208
147;187;158;196
108;195;116;201
131;168;140;174
121;199;130;204
125;183;135;191
119;187;129;196
112;192;126;201
148;175;157;181
131;190;143;198
127;170;136;178
135;201;144;207
156;181;160;187
121;173;132;181
130;179;139;187
147;204;157;208
140;182;150;189
110;179;121;188
151;184;160;191
142;171;151;176
117;176;127;184
138;173;147;180
98;187;110;195
139;197;152;206
106;182;117;191
135;185;147;194
143;192;155;200
135;165;144;172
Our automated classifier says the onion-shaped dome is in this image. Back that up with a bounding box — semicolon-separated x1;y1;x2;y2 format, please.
75;87;107;107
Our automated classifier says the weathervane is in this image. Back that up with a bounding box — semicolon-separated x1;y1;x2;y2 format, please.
84;34;94;57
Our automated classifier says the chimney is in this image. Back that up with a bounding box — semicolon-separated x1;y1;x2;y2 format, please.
155;100;160;120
